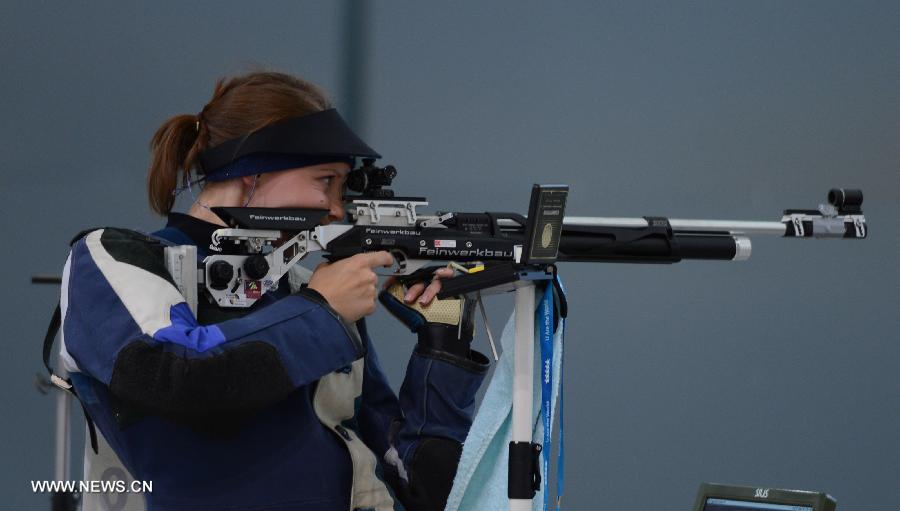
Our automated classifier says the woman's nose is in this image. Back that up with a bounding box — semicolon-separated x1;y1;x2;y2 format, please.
327;201;345;223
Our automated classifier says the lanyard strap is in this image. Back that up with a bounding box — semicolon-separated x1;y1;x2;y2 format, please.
538;281;565;510
556;324;565;511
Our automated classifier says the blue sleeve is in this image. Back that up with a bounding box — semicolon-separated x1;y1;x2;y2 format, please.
63;228;363;415
393;348;488;457
354;324;402;459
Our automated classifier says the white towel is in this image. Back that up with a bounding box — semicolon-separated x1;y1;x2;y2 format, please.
445;300;565;511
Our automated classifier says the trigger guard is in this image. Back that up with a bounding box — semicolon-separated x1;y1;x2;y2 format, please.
374;249;410;277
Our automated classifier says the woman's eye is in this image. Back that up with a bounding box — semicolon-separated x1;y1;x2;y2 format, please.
320;176;334;187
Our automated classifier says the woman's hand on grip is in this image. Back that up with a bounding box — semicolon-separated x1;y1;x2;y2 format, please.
307;251;394;322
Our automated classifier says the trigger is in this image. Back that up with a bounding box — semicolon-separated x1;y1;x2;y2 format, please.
375;249;408;277
390;249;407;274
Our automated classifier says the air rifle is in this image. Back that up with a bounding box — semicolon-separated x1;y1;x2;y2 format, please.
174;159;866;312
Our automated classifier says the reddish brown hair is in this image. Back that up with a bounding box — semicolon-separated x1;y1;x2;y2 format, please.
147;72;331;215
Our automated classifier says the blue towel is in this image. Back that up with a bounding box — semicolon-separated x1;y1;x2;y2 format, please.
445;297;565;510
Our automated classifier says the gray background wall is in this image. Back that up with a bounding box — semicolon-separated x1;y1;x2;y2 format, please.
2;1;898;509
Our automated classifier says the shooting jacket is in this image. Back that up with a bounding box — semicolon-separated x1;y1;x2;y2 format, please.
59;213;489;510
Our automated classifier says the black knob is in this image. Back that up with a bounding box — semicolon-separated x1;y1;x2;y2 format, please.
346;159;397;196
243;255;270;281
208;260;234;290
827;188;863;214
828;188;863;208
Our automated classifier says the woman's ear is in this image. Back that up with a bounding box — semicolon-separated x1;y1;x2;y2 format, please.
240;174;259;188
239;174;263;206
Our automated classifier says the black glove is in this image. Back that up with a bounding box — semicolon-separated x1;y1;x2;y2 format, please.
379;281;487;368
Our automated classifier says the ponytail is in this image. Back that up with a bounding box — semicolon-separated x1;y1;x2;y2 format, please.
147;114;202;215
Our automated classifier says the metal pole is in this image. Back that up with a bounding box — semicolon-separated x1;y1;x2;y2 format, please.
51;356;79;511
53;361;70;483
510;283;536;511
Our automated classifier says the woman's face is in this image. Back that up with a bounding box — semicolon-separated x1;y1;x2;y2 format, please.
243;162;351;224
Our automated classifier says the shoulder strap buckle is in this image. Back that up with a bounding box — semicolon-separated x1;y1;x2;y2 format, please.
50;374;73;392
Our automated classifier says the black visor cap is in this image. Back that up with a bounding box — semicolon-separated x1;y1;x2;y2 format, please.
198;108;381;174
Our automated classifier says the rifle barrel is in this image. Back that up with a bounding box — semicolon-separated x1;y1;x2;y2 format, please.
499;216;786;235
563;217;786;236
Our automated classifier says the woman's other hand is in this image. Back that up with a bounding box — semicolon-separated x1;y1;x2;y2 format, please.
382;267;455;306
